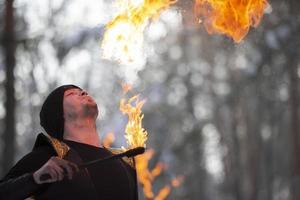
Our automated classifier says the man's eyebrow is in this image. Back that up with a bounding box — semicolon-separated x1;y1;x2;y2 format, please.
65;89;81;96
65;91;73;96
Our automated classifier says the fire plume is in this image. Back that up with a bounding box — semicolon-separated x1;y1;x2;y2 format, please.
194;0;269;42
135;150;183;200
102;132;116;148
119;84;183;199
120;83;148;148
101;0;176;65
153;176;184;200
122;82;133;94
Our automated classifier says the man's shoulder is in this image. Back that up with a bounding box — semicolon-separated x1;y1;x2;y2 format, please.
107;147;136;169
1;133;69;181
17;138;56;168
33;133;70;159
1;141;55;180
17;133;57;167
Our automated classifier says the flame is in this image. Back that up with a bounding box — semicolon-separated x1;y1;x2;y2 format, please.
194;0;269;42
102;132;116;148
122;82;133;94
118;84;183;199
101;133;184;200
135;150;156;198
155;185;171;200
135;150;183;200
120;85;148;148
101;0;176;65
171;176;184;187
153;176;184;200
151;162;166;177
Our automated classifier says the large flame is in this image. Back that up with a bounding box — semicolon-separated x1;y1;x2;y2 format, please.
119;84;183;199
101;0;176;65
194;0;269;42
131;148;184;200
120;83;148;148
102;131;183;199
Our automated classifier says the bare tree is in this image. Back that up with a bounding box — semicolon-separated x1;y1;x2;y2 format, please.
1;0;16;175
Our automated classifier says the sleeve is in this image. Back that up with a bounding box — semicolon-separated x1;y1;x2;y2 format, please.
0;173;39;200
0;146;55;200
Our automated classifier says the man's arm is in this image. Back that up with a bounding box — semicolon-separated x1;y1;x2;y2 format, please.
0;146;53;199
0;173;40;199
0;146;79;200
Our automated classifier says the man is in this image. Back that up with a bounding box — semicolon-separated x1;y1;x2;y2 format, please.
0;85;138;199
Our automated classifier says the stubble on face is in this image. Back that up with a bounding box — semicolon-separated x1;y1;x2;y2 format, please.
63;89;99;121
82;99;98;119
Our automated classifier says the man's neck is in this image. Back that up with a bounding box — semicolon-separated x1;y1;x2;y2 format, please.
63;118;101;147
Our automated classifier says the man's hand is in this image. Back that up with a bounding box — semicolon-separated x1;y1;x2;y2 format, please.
33;157;79;184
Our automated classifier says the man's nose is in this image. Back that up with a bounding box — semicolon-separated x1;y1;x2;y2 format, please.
81;91;88;96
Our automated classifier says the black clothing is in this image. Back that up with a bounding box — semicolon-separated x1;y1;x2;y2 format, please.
0;134;138;200
64;140;137;200
0;145;55;199
40;85;81;140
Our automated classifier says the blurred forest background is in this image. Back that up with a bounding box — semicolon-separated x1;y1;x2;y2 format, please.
1;0;300;199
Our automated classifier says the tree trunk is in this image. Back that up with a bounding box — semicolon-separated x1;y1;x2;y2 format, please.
2;0;16;175
288;57;300;200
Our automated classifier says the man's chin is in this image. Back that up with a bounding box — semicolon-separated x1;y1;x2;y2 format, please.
83;103;98;117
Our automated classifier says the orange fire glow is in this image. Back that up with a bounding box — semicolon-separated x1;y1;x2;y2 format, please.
194;0;269;42
135;149;183;200
153;175;184;200
101;0;176;65
122;82;133;94
120;84;148;148
102;132;116;148
119;84;183;199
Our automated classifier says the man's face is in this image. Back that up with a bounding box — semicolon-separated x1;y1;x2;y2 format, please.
63;88;98;120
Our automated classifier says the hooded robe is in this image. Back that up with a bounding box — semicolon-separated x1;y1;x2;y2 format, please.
0;133;138;200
